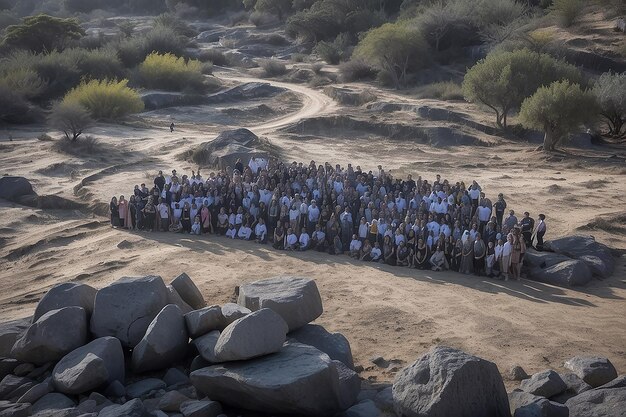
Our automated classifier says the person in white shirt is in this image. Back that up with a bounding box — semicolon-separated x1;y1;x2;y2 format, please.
285;228;298;250
299;228;310;251
477;205;492;234
370;242;382;262
157;199;170;231
358;217;368;242
312;225;326;251
501;234;513;281
289;204;300;232
349;235;362;258
307;200;320;233
394;228;406;247
255;218;267;243
171;202;182;222
191;216;201;235
238;223;252;240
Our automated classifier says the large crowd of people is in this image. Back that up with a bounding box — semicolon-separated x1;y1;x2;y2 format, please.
110;157;547;281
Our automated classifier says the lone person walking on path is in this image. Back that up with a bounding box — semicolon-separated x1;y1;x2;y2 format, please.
170;122;175;133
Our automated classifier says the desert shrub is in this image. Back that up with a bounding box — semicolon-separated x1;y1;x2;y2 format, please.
249;10;276;27
311;62;323;74
253;0;292;21
354;22;429;89
0;80;40;123
338;58;378;82
260;58;287;77
291;53;306;62
200;61;213;75
462;48;582;128
593;71;626;137
416;81;464;100
0;67;45;99
67;47;125;80
48;101;93;141
62;79;144;120
52;135;105;155
308;75;332;87
33;51;82;100
313;32;350;65
1;14;85;53
550;0;585;27
116;25;187;67
196;48;228;66
38;133;53;141
153;13;196;37
344;9;385;35
138;52;205;92
520;80;597;151
286;2;343;42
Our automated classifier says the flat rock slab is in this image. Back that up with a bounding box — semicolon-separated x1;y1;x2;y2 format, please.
214;308;287;362
180;399;222;417
191;342;359;416
289;324;354;369
171;273;206;310
392;346;510;417
90;275;169;348
564;356;618;388
529;260;592;287
11;307;88;365
31;393;75;414
520;370;567;398
220;303;250;328
126;378;166;399
238;276;323;331
132;304;188;373
53;336;125;395
33;283;97;322
98;398;146;417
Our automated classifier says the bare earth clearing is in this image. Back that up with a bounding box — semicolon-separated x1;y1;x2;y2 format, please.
1;59;625;387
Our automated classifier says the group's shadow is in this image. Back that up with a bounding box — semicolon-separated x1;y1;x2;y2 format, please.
130;230;625;308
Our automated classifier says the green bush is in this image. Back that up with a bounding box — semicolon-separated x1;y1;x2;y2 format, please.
153;12;196;37
0;67;45;99
338;58;378;82
520;80;597;150
313;32;350;65
354;22;428;89
593;71;626;137
260;58;287;77
0;79;41;124
550;0;585;27
138;52;205;92
416;81;464;100
116;25;187;67
462;48;582;128
62;79;144;120
196;48;228;66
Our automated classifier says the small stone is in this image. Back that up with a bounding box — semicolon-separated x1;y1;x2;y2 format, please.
185;306;224;338
0;403;31;417
98;398;146;417
509;365;529;381
163;368;189;387
520;370;567;398
564;356;618;388
16;377;52;404
158;390;190;411
192;331;220;363
104;380;126;398
180;400;223;417
171;273;206;310
77;399;97;413
31;392;75;414
219;303;250;328
370;356;388;368
339;399;380;417
126;379;167;399
13;363;35;377
0;375;32;400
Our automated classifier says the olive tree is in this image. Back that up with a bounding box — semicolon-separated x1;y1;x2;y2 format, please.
1;14;85;53
462;48;581;128
519;80;597;151
593;71;625;137
354;22;428;89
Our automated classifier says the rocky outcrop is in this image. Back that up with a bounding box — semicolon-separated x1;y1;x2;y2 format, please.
33;283;97;322
0;177;34;202
289;324;354;369
544;235;615;278
564;356;618;388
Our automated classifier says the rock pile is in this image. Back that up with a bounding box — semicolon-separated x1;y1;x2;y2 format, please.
0;275;362;417
524;235;616;287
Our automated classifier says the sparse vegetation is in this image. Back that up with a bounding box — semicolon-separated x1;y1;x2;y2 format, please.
550;0;585;27
48;101;93;141
62;79;144;120
1;14;84;53
338;59;378;82
416;81;464;101
260;58;287;77
519;80;597;151
138;52;205;92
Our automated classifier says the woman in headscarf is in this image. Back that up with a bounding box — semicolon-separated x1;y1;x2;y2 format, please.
414;238;430;270
460;231;474;274
110;196;119;228
452;237;463;271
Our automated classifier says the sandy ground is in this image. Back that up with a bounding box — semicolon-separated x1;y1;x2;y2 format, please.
1;68;625;388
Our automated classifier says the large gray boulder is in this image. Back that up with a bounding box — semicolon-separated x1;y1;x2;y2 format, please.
392;346;510;417
521;370;567;398
238;276;323;331
0;317;30;357
523;250;572;269
566;377;626;417
0;177;34;201
191;342;359;416
220;303;250;328
528;260;592;287
564;356;618;388
551;373;593;404
132;304;189;373
192;330;220;363
31;393;75;414
52;337;124;395
508;389;568;417
90;276;169;348
545;235;615;278
289;324;354;369
185;306;223;338
171;273;206;310
16;377;52;404
11;307;88;365
33;283;97;322
166;285;193;315
214;308;288;362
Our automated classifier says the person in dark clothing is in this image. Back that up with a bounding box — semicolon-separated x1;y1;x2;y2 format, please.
110;197;119;227
535;214;547;250
519;212;535;248
234;158;244;174
170;122;175;132
181;202;192;233
154;170;165;192
493;193;507;231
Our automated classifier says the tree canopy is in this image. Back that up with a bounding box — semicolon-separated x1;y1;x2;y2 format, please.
593;71;626;137
1;14;85;53
48;101;93;142
354;22;428;89
519;80;597;151
462;48;581;128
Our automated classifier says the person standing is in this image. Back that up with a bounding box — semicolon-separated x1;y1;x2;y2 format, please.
519;212;535;248
535;214;547;250
460;233;474;275
170;122;175;133
473;233;486;276
493;193;507;231
118;195;128;228
110;197;119;228
501;234;513;281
